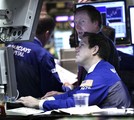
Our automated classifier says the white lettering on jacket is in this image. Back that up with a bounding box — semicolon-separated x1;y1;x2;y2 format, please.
7;44;31;57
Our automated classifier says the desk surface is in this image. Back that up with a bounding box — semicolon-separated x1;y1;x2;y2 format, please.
0;114;134;120
3;106;134;120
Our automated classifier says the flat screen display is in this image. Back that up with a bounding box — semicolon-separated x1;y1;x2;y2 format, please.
0;0;43;43
0;47;17;98
129;6;134;45
75;0;129;45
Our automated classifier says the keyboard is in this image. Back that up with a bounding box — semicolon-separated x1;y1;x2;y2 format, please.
6;102;24;109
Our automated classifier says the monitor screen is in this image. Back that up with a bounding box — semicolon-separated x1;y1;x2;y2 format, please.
75;0;129;45
0;47;17;99
0;0;43;43
129;6;134;45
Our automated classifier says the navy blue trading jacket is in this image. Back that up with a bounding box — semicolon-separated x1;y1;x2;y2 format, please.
42;60;131;111
7;38;64;98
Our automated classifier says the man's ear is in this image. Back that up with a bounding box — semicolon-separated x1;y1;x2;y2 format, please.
93;21;99;29
92;45;99;56
45;30;50;40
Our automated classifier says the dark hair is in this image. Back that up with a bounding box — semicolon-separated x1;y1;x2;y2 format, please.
83;32;111;61
36;15;55;35
75;5;102;28
101;25;116;44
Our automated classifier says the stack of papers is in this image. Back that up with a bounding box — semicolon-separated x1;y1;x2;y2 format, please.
6;106;131;116
6;107;44;116
51;106;127;115
52;105;101;115
56;64;77;84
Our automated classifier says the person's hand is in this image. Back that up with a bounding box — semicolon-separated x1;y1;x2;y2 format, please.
78;0;92;3
63;82;74;90
41;91;63;99
16;96;40;109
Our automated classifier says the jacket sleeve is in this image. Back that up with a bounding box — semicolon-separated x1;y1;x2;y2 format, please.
42;87;80;111
40;53;64;94
42;84;108;111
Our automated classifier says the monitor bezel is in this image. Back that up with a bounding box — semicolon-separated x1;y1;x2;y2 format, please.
0;47;17;98
74;0;130;45
0;0;43;43
128;5;134;45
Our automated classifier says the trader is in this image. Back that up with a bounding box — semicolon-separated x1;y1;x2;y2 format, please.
17;32;131;111
7;15;66;98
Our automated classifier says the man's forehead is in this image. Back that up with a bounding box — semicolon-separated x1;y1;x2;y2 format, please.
74;12;90;21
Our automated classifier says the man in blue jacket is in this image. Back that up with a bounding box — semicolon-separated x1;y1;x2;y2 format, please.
74;5;119;87
17;32;131;111
41;4;120;99
7;15;66;98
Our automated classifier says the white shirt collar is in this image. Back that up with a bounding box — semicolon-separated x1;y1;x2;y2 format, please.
34;37;43;46
87;60;101;73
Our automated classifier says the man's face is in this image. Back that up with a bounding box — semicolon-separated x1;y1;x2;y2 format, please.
75;37;93;66
74;10;98;39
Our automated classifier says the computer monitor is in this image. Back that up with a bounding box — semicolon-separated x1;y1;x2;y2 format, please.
0;0;43;43
75;0;129;45
129;6;134;45
0;47;17;99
